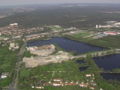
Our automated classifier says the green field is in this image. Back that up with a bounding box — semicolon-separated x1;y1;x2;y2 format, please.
0;46;17;87
66;33;120;48
19;60;88;90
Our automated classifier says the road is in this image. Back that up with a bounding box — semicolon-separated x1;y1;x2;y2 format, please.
8;42;26;90
72;49;120;59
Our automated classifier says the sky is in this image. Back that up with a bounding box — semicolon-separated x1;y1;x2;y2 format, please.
0;0;120;6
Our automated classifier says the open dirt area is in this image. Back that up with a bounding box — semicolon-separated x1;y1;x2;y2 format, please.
23;44;73;68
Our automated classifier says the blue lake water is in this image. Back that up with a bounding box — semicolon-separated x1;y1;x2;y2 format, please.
76;60;86;64
27;37;104;54
94;54;120;81
79;66;89;71
101;73;120;81
94;54;120;71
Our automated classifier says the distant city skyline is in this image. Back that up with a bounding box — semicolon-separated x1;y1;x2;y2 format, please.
0;0;120;6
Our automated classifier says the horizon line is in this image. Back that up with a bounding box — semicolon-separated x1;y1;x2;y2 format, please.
1;2;120;7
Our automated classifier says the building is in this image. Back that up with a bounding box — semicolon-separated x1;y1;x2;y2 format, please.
0;73;8;79
103;31;120;35
9;23;18;27
96;21;120;29
9;42;19;50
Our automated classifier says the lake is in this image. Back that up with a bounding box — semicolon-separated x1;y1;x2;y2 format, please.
101;73;120;81
94;54;120;71
94;54;120;81
27;37;104;54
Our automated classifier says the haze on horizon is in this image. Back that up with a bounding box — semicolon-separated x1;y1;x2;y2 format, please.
0;0;120;6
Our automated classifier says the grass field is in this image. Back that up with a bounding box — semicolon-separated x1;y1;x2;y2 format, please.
0;46;17;87
66;33;120;48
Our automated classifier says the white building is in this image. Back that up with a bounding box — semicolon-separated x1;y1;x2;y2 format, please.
9;23;18;27
96;21;120;29
9;42;19;50
0;73;8;79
